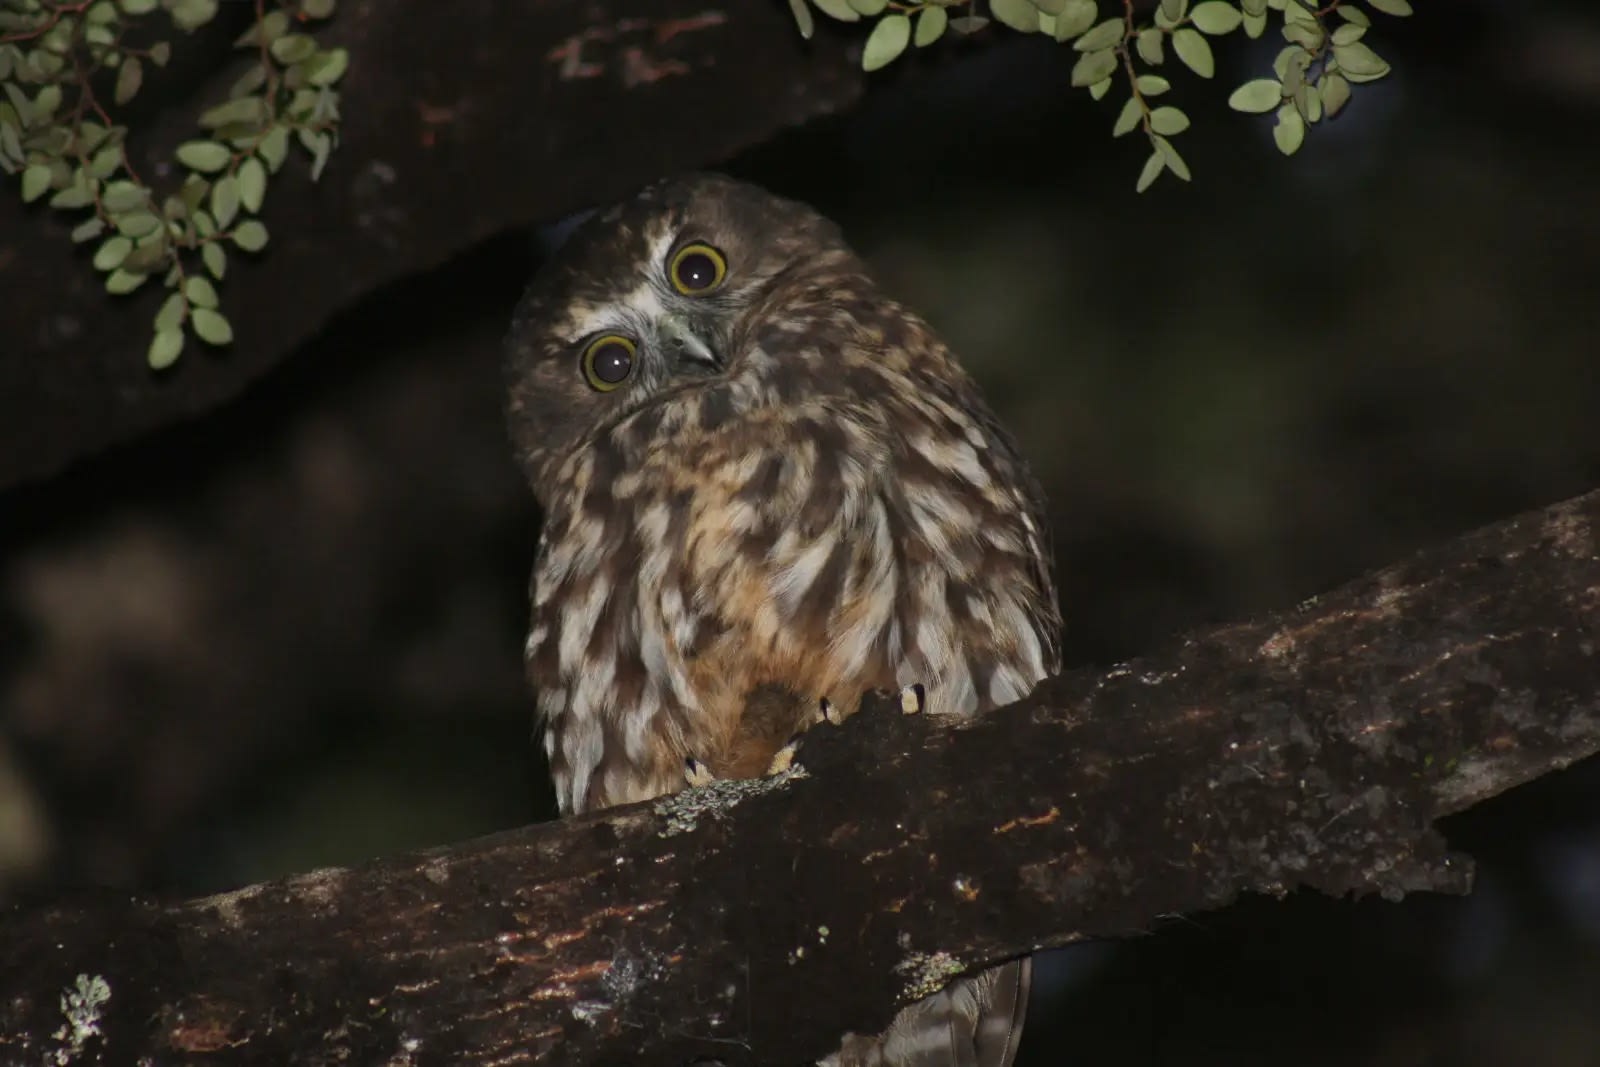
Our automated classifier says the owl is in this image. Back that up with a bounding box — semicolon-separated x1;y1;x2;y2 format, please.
504;174;1061;1067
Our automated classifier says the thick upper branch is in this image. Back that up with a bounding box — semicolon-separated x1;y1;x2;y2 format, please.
0;2;866;490
2;489;1597;1065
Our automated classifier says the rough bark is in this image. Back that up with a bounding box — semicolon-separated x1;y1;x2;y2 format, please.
0;1;866;491
2;487;1598;1066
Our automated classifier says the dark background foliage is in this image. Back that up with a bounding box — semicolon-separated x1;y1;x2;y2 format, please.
2;2;1598;1062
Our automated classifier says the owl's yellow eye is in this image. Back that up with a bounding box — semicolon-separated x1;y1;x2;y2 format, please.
668;242;727;296
582;334;636;391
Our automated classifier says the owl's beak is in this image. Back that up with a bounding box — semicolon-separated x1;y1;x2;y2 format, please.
659;313;722;375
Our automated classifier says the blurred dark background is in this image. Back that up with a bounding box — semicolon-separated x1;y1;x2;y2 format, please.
3;2;1600;1063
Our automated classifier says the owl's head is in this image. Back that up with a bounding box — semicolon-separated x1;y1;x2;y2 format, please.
503;173;863;493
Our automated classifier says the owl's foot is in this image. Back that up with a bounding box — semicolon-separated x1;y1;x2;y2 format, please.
765;696;833;774
899;683;927;714
684;756;717;789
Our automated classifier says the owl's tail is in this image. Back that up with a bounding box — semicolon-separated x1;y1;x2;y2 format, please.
820;957;1031;1067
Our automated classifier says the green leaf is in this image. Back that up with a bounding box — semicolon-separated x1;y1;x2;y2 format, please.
169;0;219;31
148;327;183;369
124;235;170;274
1331;22;1365;46
1053;0;1097;40
1332;41;1388;77
1148;106;1190;135
305;47;349;86
203;241;226;279
990;0;1038;33
149;40;172;66
1172;28;1214;77
0;121;23;168
257;126;289;173
235;156;266;213
191;307;233;345
1322;72;1352;117
1243;10;1267;37
270;34;318;64
1074;18;1123;52
1301;82;1323;123
301;0;336;16
155;291;187;331
1190;2;1241;34
210;173;239;228
176;140;232;172
115;211;161;238
102;183;147;214
49;184;96;210
848;0;887;16
1135;74;1171;95
1282;21;1322;49
1070;48;1117;88
1112;97;1142;137
1153;134;1190;180
184;274;219;308
791;0;815;34
1365;0;1411;15
308;130;333;181
201;95;267;129
114;56;143;105
105;267;148;294
914;6;947;46
1033;0;1067;13
120;0;159;13
1227;77;1281;113
1136;28;1163;65
231;219;268;252
861;13;910;71
70;217;106;243
33;84;61;121
1338;6;1371;27
948;15;989;35
1135;150;1165;193
1273;102;1305;154
1088;76;1112;100
811;0;859;22
86;144;121;179
20;162;50;202
93;235;133;271
1159;0;1187;22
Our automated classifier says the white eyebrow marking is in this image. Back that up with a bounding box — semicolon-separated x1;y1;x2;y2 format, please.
567;230;678;341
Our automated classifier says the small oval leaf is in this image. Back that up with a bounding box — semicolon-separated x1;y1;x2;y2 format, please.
861;13;910;72
191;307;234;345
1172;28;1214;78
175;140;232;172
148;328;184;370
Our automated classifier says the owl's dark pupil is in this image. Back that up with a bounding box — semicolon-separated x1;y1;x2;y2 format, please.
591;342;632;383
675;252;717;290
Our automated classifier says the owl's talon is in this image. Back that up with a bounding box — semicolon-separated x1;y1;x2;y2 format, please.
899;683;926;715
684;756;716;789
766;733;804;775
817;697;837;725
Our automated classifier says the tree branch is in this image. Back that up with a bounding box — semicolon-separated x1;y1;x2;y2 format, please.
3;488;1597;1065
0;1;867;491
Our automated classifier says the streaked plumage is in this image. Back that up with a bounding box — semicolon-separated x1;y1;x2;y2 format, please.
504;174;1060;1066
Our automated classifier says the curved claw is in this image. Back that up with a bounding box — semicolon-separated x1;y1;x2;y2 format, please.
684;756;716;789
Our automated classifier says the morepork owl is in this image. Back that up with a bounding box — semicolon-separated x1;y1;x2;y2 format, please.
504;174;1061;1066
